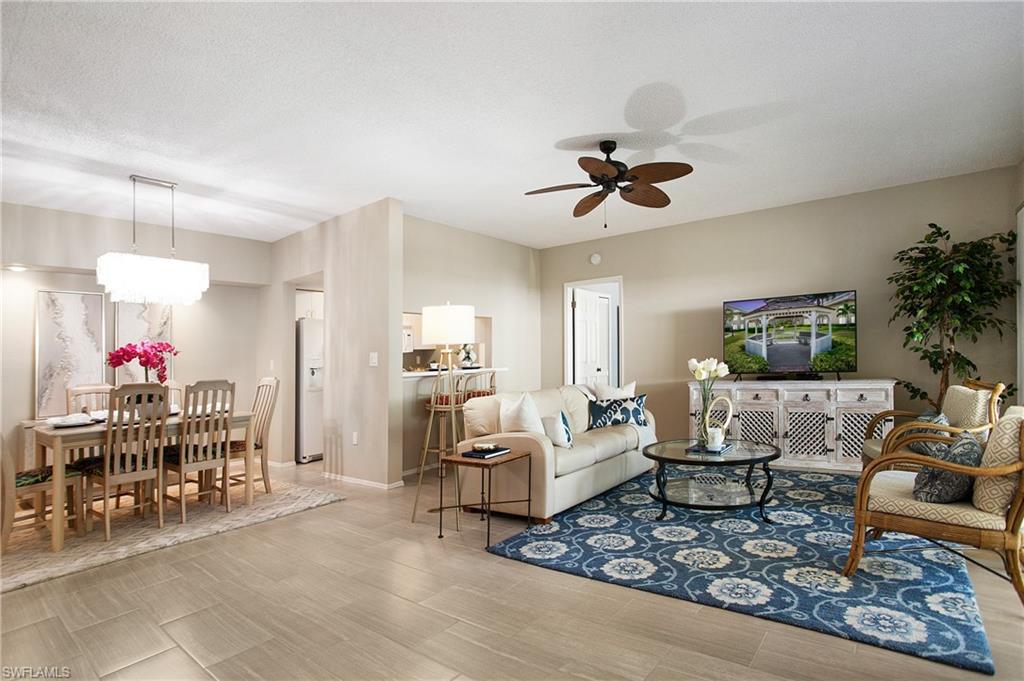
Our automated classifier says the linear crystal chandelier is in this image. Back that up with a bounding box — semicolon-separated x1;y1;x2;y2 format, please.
96;175;210;305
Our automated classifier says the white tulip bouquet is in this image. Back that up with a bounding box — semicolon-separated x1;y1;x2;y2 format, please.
689;357;730;446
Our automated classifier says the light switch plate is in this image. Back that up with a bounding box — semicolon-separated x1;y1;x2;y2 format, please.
369;352;379;367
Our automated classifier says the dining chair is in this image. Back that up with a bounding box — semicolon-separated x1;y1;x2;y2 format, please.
81;383;168;541
225;376;279;494
165;380;184;409
1;447;84;552
163;380;235;522
66;384;113;415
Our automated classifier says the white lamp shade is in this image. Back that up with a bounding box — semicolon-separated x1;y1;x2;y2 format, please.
421;304;475;345
97;252;210;305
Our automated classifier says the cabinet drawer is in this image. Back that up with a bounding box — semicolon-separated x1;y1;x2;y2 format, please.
736;389;778;403
782;388;830;403
837;388;890;404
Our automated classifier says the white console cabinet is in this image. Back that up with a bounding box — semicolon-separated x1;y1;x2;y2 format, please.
687;379;896;472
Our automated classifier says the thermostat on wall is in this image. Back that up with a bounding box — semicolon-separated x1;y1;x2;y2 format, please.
589;253;602;266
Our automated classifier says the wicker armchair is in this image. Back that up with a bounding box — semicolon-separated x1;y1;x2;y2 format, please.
861;379;1005;466
843;407;1024;605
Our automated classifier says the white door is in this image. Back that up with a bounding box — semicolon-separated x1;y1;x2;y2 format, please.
573;288;609;386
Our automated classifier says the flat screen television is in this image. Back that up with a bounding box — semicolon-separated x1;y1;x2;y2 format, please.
723;290;857;375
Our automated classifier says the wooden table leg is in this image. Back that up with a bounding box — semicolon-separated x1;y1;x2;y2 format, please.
35;443;46;523
50;437;64;552
244;423;255;505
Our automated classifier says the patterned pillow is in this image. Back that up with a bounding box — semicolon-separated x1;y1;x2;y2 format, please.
913;432;983;503
972;415;1022;515
589;394;648;429
905;412;950;456
941;385;991;431
542;411;574;448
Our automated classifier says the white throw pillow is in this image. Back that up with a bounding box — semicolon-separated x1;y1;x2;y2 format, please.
542;412;574;448
593;381;636;401
499;393;545;435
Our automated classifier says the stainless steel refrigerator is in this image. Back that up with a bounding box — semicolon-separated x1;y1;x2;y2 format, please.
295;318;324;464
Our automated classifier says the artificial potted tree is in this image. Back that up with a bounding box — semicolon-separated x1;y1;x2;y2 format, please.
888;222;1017;408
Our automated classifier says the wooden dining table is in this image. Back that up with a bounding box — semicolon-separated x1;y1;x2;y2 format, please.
26;410;255;552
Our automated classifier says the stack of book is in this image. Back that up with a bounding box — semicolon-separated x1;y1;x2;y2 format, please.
463;445;511;459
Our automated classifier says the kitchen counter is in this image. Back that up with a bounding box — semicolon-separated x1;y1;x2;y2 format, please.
402;366;508;380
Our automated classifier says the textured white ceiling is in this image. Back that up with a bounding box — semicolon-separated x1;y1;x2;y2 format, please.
2;2;1021;248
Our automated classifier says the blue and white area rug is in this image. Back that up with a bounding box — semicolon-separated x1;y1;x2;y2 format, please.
488;468;994;675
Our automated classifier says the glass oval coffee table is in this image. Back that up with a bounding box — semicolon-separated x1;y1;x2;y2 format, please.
642;439;781;523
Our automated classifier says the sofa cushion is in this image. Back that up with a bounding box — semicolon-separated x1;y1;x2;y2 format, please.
499;393;544;435
573;425;639;462
868;470;1005;530
558;386;593;433
972;414;1022;515
593;381;636;401
542;412;574;448
589;395;648;429
862;438;883;461
554;443;597;477
941;385;992;432
913;432;983;503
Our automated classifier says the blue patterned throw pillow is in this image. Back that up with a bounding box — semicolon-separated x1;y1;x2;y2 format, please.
906;412;950;457
913;431;983;503
589;394;648;429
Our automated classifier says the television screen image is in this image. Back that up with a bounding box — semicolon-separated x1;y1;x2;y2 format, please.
723;290;857;375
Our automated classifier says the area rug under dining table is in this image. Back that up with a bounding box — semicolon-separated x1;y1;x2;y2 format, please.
1;482;343;593
488;467;995;675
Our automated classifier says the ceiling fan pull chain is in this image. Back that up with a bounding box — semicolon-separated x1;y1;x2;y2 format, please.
603;200;608;229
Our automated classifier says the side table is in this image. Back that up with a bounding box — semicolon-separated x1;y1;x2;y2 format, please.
435;449;532;546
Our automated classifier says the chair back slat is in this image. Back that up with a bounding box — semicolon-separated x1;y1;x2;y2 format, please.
103;383;168;476
251;377;279;449
180;380;235;464
66;384;113;415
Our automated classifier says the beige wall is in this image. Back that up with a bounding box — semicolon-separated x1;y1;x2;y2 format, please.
539;166;1020;440
256;199;405;486
0;269;260;457
1;203;271;286
402;215;543;472
403;215;542;391
0;202;271;460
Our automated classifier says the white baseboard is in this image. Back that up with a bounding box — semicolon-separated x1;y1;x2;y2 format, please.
322;471;405;490
267;460;296;469
402;462;438;477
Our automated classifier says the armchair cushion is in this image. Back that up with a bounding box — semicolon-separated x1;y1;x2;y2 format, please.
912;432;982;503
905;412;950;456
941;385;992;432
862;438;883;461
972;415;1022;514
868;471;1005;530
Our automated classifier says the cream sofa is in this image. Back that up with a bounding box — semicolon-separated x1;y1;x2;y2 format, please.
457;386;656;521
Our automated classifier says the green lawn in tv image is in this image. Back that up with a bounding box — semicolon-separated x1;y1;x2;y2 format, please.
723;292;857;374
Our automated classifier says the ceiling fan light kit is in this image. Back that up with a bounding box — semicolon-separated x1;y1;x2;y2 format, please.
526;139;693;219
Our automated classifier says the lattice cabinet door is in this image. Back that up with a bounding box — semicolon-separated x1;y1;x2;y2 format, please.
781;405;834;465
835;406;891;464
735;405;780;447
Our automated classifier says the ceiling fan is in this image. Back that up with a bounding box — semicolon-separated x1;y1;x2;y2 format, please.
525;140;693;217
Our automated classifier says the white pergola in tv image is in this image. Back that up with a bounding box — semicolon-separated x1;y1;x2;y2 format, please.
724;292;857;373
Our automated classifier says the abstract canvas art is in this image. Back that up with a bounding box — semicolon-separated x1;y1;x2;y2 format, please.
35;290;105;418
115;302;173;383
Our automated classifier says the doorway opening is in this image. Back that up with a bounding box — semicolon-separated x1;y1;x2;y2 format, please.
295;287;324;464
564;277;623;389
